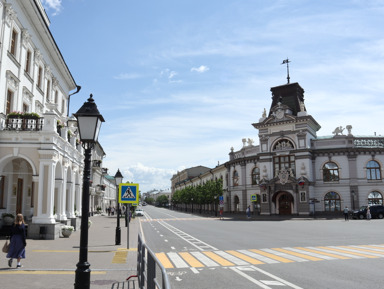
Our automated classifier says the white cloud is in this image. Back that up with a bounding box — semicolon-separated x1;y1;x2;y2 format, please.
116;163;178;193
191;65;210;73
41;0;62;15
114;73;141;80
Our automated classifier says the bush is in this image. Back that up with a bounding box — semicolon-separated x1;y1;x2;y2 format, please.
62;225;74;231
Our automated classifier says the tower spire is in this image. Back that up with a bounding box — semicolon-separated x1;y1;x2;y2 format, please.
281;58;291;84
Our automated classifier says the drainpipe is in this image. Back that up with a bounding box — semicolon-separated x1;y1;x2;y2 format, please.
67;85;81;116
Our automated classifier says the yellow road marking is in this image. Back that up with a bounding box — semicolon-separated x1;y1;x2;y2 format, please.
249;249;293;263
179;252;204;267
226;250;264;265
202;251;234;266
339;246;384;255
112;250;128;263
272;248;322;261
295;247;350;260
360;245;384;251
317;247;379;258
0;271;106;275
155;253;174;269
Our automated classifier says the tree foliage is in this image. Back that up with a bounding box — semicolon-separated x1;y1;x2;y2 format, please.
172;179;223;205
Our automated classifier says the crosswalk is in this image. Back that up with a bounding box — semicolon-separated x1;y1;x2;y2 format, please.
155;244;384;269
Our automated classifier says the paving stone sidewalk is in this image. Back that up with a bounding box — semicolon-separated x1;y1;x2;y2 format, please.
0;215;139;289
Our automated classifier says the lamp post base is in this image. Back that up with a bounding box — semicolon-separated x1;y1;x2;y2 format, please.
115;227;121;245
74;261;90;289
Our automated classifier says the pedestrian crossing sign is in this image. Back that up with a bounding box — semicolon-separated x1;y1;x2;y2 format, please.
119;183;139;203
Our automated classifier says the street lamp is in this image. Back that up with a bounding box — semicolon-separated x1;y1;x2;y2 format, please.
114;169;123;245
74;94;105;289
191;198;194;214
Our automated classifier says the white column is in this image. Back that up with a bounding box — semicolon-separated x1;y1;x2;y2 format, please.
67;170;76;218
32;160;56;224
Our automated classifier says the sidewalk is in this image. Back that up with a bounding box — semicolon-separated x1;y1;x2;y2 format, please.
0;215;139;289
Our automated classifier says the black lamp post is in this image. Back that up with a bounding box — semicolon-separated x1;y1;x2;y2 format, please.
191;198;194;214
114;169;123;245
74;94;104;289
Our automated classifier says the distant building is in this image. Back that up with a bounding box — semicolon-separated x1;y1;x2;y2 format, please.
171;81;384;216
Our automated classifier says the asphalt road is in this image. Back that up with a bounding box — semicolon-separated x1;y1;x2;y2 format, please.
139;205;384;289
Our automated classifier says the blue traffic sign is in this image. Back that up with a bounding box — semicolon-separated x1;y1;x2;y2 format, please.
119;183;139;204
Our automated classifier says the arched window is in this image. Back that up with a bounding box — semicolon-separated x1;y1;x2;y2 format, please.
367;160;381;180
368;191;383;205
323;162;339;182
251;167;260;185
233;170;239;186
324;191;341;211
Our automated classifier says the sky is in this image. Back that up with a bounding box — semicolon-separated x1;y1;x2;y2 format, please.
41;0;384;193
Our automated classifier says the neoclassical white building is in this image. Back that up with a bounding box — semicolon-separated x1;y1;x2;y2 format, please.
0;1;116;239
172;81;384;216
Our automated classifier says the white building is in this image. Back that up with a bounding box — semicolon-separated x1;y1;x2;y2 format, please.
172;81;384;216
0;0;114;239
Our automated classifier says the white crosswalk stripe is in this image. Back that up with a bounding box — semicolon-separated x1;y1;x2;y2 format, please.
238;250;279;264
157;244;384;269
261;249;308;262
190;251;220;267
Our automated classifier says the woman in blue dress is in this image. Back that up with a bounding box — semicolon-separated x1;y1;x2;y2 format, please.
7;213;26;268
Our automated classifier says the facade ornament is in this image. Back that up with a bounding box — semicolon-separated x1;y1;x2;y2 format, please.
262;165;268;178
278;169;289;185
34;49;42;63
6;70;19;89
5;4;16;26
262;108;266;118
332;126;344;136
242;138;247;147
346;125;352;136
230;147;234;153
274;139;293;151
300;163;307;177
299;101;305;112
22;29;31;47
247;138;254;146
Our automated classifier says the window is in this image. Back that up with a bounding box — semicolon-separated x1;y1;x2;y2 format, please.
323;162;339;182
37;66;43;89
233;170;239;186
324;191;341;212
6;89;13;114
251;167;260;185
25;50;32;74
46;80;51;102
300;191;306;202
367;160;381;180
23;103;29;113
10;29;18;56
273;155;295;176
368;191;383;205
262;193;267;203
55;90;59;104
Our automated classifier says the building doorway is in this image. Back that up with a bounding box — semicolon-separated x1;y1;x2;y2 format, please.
278;192;293;215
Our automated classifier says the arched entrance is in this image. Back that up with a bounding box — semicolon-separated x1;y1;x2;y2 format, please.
1;158;34;217
278;192;293;215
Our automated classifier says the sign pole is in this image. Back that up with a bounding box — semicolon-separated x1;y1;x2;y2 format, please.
127;204;130;249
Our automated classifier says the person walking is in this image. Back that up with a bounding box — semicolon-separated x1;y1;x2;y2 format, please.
7;213;27;268
366;206;371;220
343;206;349;221
219;207;223;220
246;205;251;219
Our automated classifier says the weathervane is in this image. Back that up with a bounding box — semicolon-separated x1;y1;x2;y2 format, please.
281;58;290;84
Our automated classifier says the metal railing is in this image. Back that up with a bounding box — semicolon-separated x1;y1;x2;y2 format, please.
137;234;171;289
